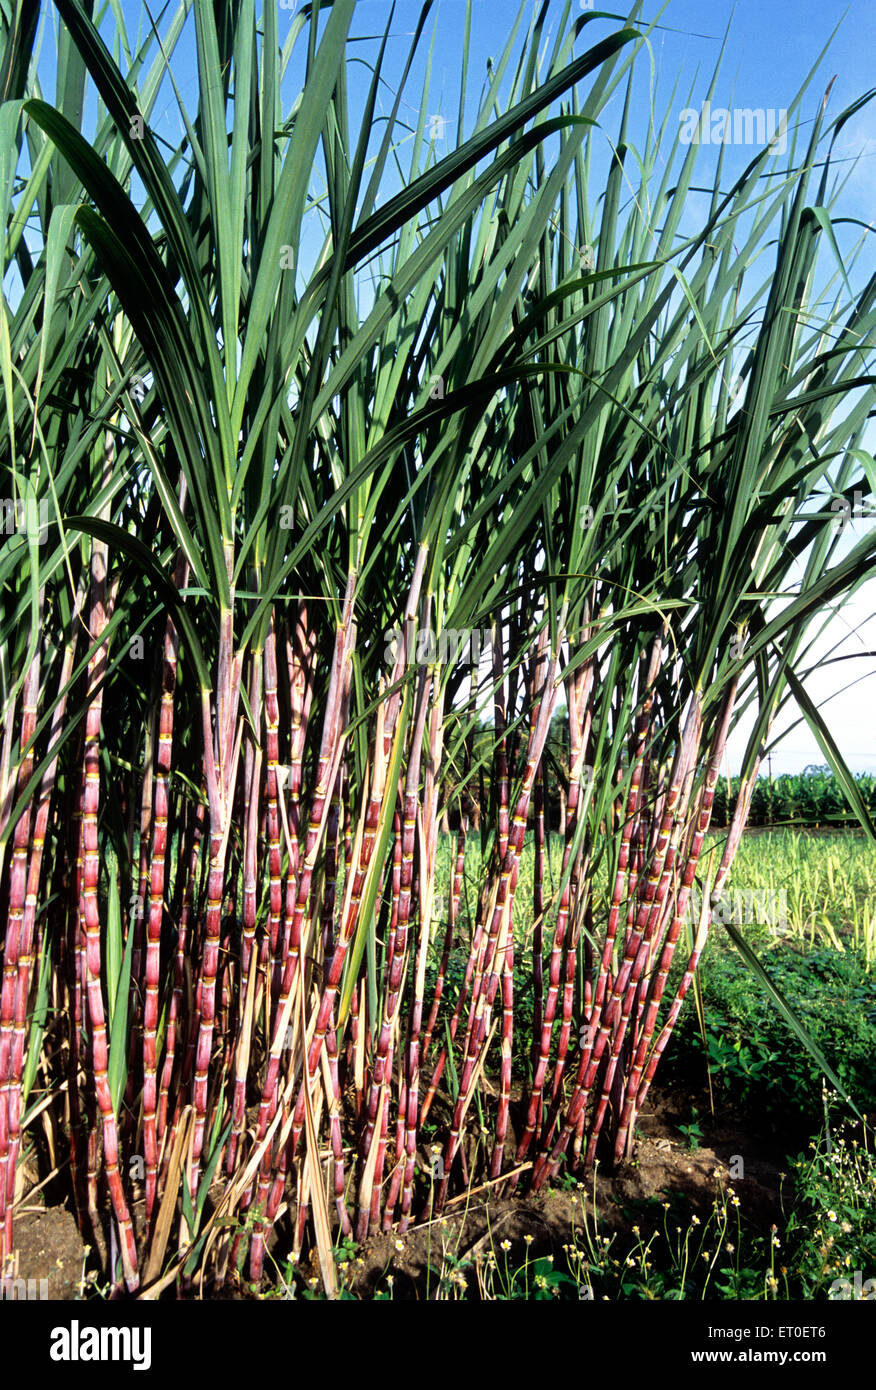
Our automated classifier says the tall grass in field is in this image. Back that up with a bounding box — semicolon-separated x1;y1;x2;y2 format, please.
726;830;876;960
0;0;874;1294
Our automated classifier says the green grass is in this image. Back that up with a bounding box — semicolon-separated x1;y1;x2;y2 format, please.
663;945;876;1135
726;829;876;960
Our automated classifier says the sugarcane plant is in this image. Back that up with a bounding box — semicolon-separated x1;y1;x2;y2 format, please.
0;0;874;1297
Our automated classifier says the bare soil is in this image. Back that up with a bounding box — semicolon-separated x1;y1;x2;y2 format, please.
6;1206;86;1298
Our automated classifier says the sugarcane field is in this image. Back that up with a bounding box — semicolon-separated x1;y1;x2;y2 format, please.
2;0;876;1343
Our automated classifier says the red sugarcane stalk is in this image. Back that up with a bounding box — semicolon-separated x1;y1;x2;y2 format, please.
191;567;244;1189
159;796;203;1160
286;686;396;1239
592;635;663;1021
246;582;355;1279
437;633;558;1204
262;618;283;984
516;655;592;1163
125;703;154;1121
142;558;186;1224
355;679;426;1241
251;750;351;1278
0;652;39;1264
3;597;83;1264
370;668;437;1236
575;642;661;1042
397;678;444;1228
67;747;89;1240
79;521;139;1291
254;569;424;1268
285;561;426;1157
630;792;702;1055
72;733;99;1240
320;767;343;978
456;651;527;1090
614;681;737;1160
446;867;497;1119
314;682;353;1238
190;768;229;1189
271;609;316;1008
384;1072;406;1231
286;604;316;864
355;803;405;1234
633;729;759;1130
489;916;515;1181
582;698;703;1167
547;659;593;1109
325;1026;352;1235
384;810;403;979
419;744;504;1126
364;1060;394;1235
491;642;549;1181
530;679;694;1191
626;650;654;893
531;763;545;1060
241;648;262;981
134;474;191;1037
226;645;263;1179
418;723;481;1106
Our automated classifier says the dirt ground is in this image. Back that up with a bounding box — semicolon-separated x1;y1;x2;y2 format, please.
5;1205;85;1298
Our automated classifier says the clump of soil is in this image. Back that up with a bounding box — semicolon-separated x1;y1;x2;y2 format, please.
625;1087;787;1229
6;1207;86;1299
